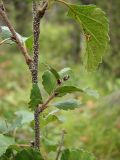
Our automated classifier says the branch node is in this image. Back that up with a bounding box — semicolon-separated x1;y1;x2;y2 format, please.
0;4;5;11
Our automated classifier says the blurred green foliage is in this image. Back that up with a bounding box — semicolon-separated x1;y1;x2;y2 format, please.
0;0;120;160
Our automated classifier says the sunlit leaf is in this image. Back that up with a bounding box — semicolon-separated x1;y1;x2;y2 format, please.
67;4;109;71
25;36;33;51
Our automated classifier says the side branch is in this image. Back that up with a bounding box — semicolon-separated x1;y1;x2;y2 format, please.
0;4;32;65
56;130;66;160
38;92;56;113
0;38;10;45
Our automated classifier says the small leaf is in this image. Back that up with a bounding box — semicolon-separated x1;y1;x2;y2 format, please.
61;149;96;160
49;66;60;80
15;148;44;160
55;86;83;97
28;84;43;110
44;63;60;80
0;134;15;157
58;67;72;78
41;110;62;128
42;70;57;94
53;99;81;110
25;36;33;51
67;5;109;71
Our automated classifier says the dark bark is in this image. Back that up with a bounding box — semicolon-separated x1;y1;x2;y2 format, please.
32;1;48;149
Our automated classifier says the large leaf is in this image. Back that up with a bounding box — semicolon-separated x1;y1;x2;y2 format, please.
3;111;34;134
0;134;15;157
15;110;34;124
4;116;22;134
42;70;57;94
28;84;43;110
55;86;83;97
67;4;109;71
15;148;44;160
53;99;81;110
61;149;96;160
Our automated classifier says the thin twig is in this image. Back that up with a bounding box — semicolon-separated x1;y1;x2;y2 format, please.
0;38;11;45
38;92;56;113
16;144;30;147
0;3;32;65
55;130;66;160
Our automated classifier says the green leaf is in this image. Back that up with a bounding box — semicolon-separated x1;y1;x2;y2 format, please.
40;110;62;128
84;88;99;99
0;26;29;44
49;66;60;80
61;149;70;160
42;137;58;151
3;111;34;134
53;99;81;110
25;36;33;51
42;70;57;94
61;149;96;160
67;4;109;71
15;110;34;124
55;86;83;97
0;120;10;134
0;26;12;39
58;67;72;78
44;63;60;80
15;148;44;160
28;84;43;110
4;116;22;134
0;134;15;157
